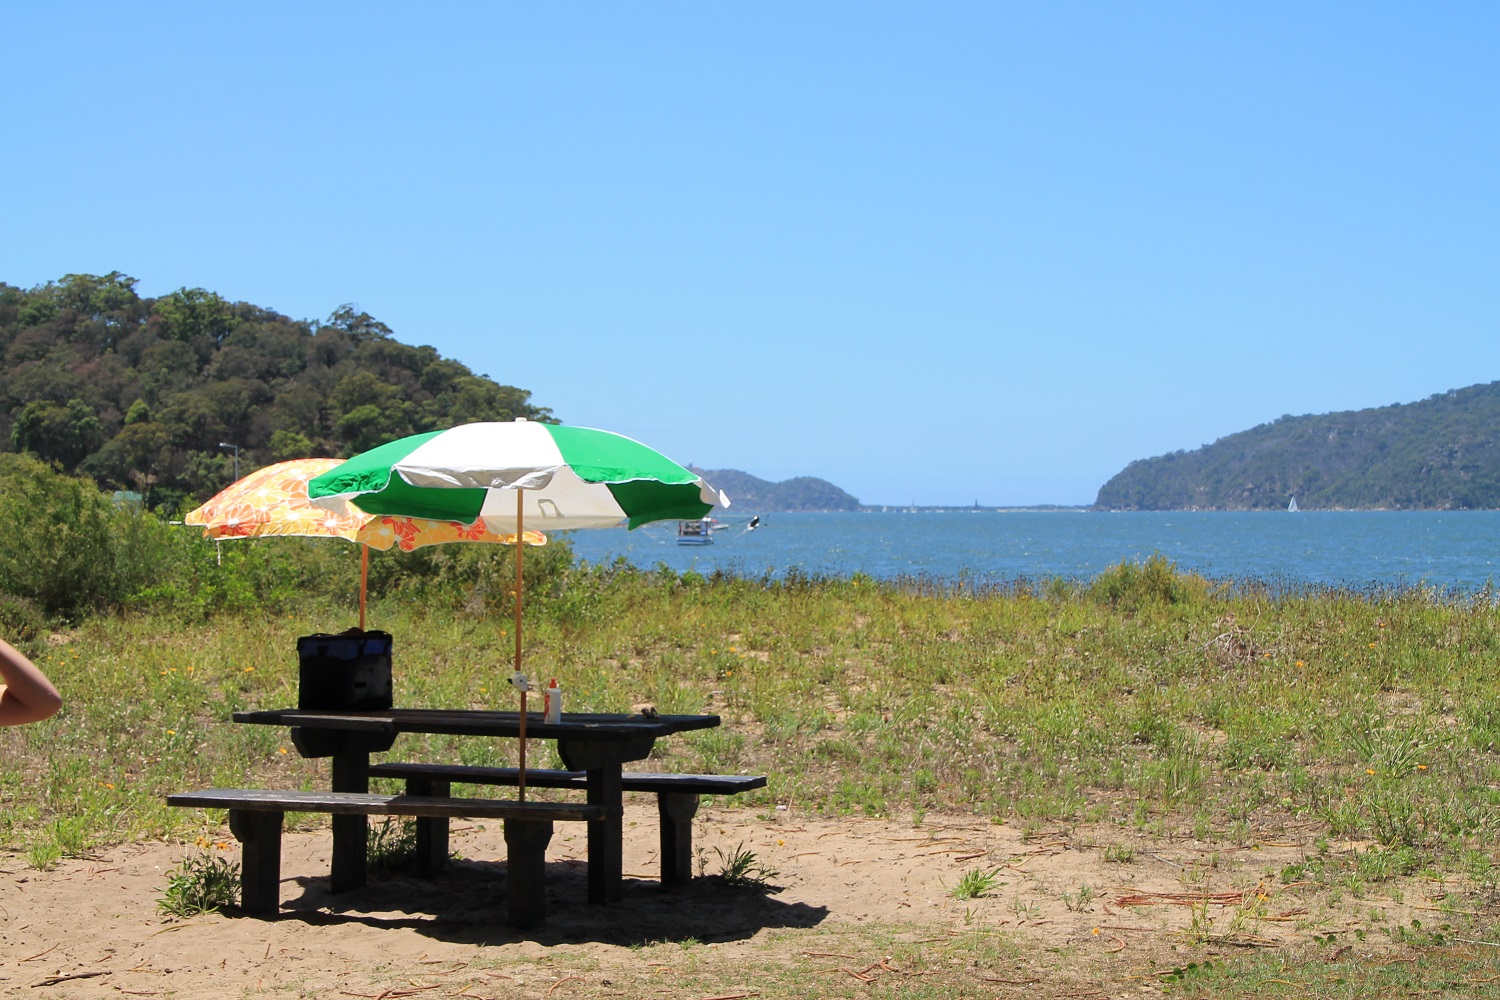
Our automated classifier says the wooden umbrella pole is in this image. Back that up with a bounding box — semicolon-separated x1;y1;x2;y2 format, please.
515;488;526;801
359;546;369;632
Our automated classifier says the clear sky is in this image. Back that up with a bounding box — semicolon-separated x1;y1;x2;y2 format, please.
4;3;1497;506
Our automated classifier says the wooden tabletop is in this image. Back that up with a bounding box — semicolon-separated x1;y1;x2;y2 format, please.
231;707;720;741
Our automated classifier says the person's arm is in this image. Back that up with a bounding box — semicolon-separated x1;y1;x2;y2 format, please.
0;638;62;726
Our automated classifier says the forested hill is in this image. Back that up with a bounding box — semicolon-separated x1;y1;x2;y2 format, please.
689;467;861;511
1095;381;1500;510
0;273;549;510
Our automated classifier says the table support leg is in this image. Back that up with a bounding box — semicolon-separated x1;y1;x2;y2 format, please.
229;809;283;915
330;744;369;893
586;767;624;904
408;777;452;876
504;818;554;928
657;792;701;887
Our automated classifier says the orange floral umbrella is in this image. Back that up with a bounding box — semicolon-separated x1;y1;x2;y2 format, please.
185;458;545;627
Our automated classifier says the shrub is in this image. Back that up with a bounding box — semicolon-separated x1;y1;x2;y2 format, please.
1089;553;1205;611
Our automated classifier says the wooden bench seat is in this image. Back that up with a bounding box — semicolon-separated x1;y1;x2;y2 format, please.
366;763;767;886
166;788;602;927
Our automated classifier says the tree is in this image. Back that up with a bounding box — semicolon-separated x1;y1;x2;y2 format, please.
322;305;393;344
10;399;102;467
153;288;237;348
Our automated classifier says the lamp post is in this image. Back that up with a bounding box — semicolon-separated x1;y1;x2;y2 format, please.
218;442;240;481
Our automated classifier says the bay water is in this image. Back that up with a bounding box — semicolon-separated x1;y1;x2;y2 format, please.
558;511;1500;592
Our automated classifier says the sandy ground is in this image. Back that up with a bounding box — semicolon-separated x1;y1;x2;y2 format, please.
0;807;1433;999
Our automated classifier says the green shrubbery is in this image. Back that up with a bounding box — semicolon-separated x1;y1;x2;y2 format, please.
1088;552;1209;609
0;456;579;625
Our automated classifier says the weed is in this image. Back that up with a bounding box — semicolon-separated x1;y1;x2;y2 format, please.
1183;898;1213;943
1061;883;1096;911
949;867;1004;901
157;848;240;919
712;842;781;891
1103;843;1136;864
367;817;419;874
1344;715;1449;778
27;840;61;871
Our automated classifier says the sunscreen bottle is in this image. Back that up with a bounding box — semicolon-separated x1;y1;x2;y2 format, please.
544;677;562;723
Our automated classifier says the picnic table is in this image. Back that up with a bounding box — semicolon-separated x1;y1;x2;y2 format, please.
230;707;721;904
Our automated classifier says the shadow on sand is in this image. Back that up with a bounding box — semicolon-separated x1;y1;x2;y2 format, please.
263;856;829;946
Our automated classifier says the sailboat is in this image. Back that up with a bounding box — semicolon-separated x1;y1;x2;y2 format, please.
1288;497;1299;512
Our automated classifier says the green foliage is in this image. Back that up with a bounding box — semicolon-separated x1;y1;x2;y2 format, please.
0;453;597;623
0;453;155;619
1096;380;1500;509
707;842;781;890
157;848;241;918
367;818;420;874
1089;553;1202;610
0;272;552;506
948;867;1003;900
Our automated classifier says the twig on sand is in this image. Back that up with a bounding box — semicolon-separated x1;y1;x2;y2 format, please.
29;970;110;987
547;977;586;994
1114;891;1243;907
696;993;757;1000
20;943;60;962
800;952;856;959
1107;936;1127;953
981;977;1041;985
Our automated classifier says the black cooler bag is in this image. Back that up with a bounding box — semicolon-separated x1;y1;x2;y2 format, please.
296;629;393;710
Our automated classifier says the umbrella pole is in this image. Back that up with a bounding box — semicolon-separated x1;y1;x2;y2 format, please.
516;488;526;801
359;546;368;632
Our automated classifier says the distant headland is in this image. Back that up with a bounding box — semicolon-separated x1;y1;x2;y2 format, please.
689;467;861;512
1095;380;1500;511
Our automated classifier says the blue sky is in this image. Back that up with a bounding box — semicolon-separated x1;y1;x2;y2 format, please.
4;3;1497;506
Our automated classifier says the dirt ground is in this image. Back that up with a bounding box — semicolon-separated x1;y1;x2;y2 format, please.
0;807;1439;999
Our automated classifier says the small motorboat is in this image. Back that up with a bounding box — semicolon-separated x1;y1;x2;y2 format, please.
676;518;716;545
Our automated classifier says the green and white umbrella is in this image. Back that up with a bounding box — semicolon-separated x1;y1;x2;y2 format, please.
307;418;728;796
307;418;726;531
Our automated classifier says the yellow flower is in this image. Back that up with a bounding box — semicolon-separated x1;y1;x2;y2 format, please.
1295;660;1306;667
1366;768;1376;775
1368;642;1377;649
278;747;288;755
1416;764;1428;770
1091;927;1100;935
244;667;254;673
167;729;176;735
777;838;785;846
